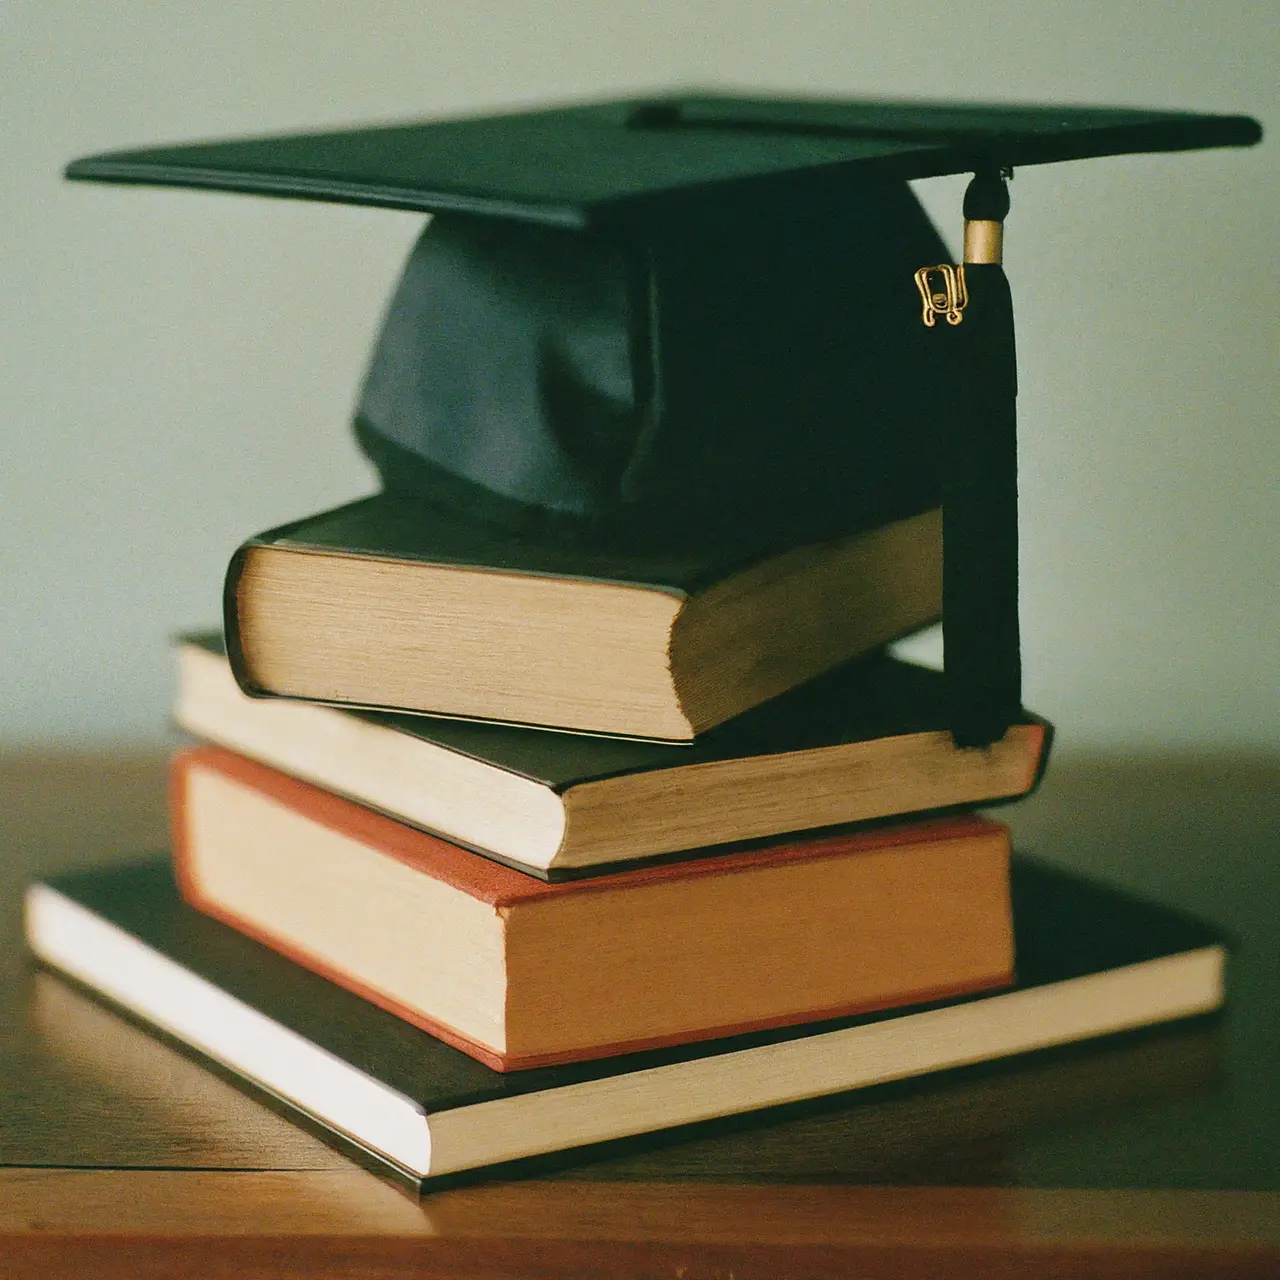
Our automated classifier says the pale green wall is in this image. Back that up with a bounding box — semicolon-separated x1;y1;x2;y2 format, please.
2;2;1275;747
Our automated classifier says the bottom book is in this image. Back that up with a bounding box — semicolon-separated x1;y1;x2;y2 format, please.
24;858;1224;1191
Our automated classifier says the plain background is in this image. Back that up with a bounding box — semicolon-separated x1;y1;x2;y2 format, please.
2;2;1275;749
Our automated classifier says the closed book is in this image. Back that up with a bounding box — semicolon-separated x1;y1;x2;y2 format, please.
25;857;1225;1190
169;746;1014;1071
224;493;943;741
176;633;1052;877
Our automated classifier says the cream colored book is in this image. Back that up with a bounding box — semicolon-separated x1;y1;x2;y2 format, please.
175;634;1052;878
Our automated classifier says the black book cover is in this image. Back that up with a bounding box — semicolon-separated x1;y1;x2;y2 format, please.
229;492;796;595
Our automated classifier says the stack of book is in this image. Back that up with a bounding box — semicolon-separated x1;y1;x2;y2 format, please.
30;93;1252;1190
26;494;1224;1190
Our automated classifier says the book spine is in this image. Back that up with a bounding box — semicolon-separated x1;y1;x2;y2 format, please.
221;539;274;701
221;504;330;701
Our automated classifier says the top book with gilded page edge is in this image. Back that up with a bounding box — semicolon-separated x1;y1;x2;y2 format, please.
225;493;944;741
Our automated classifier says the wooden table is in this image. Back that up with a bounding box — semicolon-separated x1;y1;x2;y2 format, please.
2;750;1278;1277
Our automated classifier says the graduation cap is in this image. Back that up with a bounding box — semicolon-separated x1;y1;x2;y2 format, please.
67;95;1260;747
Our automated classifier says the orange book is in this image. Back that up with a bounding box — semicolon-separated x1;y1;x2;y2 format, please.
172;746;1014;1071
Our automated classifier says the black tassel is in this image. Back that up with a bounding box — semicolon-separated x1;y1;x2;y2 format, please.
941;259;1021;747
917;169;1022;748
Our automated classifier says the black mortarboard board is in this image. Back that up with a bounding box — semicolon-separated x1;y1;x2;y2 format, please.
67;95;1261;744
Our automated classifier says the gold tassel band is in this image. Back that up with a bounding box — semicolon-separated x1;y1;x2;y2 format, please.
963;219;1004;265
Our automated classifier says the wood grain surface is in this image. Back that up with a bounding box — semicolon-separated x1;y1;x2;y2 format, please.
3;1172;1280;1279
1;748;1278;1277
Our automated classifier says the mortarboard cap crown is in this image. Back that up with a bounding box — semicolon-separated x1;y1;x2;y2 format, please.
67;95;1260;555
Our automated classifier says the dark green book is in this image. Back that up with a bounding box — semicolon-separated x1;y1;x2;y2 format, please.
177;632;1052;878
224;493;945;742
25;858;1225;1192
